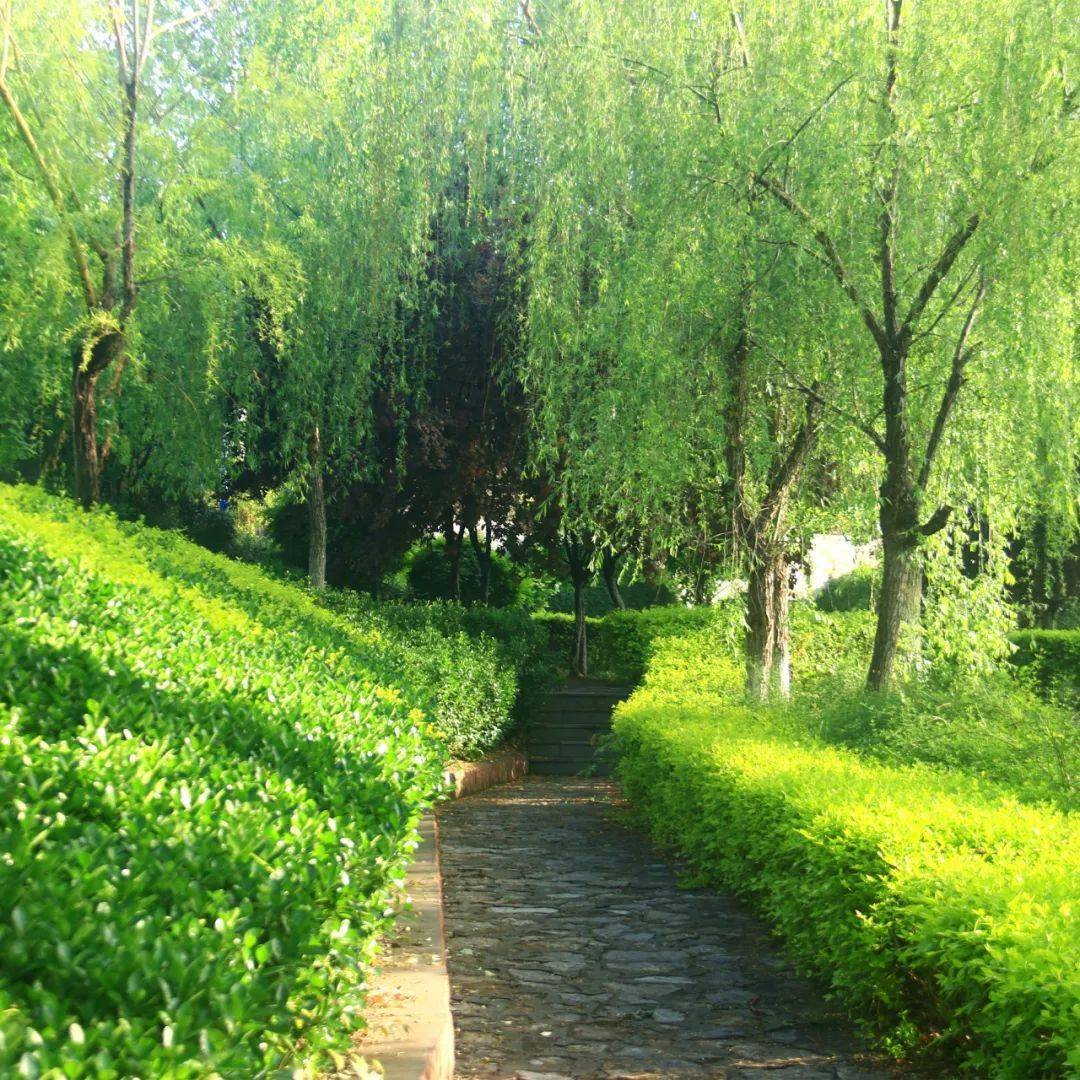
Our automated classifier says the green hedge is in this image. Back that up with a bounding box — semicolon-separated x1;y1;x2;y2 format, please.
535;603;874;687
814;565;879;612
0;484;507;1075
614;634;1080;1075
322;592;554;757
534;606;737;683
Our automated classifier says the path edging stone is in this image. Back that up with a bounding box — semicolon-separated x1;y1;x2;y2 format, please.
449;748;528;798
350;750;527;1078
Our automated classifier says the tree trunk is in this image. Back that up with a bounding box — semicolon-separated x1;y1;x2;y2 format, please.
72;363;102;509
866;532;922;691
572;577;589;677
565;533;594;676
745;551;778;700
445;518;464;603
772;560;792;698
745;547;793;700
469;523;493;605
307;425;326;590
71;331;123;508
601;550;626;610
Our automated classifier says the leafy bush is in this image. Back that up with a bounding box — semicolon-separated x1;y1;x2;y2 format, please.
808;674;1078;810
536;603;874;687
815;565;879;612
1009;628;1080;701
614;629;1080;1075
403;537;523;607
321;592;555;758
0;483;514;1075
532;606;728;683
545;579;678;616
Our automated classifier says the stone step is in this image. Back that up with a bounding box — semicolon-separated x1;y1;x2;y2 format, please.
527;756;613;777
528;745;600;764
529;729;601;747
546;694;629;713
533;712;617;730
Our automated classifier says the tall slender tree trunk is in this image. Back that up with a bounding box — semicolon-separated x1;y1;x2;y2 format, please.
572;576;589;677
601;549;626;610
445;518;464;603
72;361;102;509
866;333;926;691
565;533;594;676
745;552;776;701
772;560;792;698
469;522;493;605
307;425;326;590
745;546;791;700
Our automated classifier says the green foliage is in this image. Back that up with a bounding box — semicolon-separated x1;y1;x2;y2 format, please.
0;482;531;1075
403;538;523;608
1009;629;1080;702
815;566;879;612
545;580;677;616
615;628;1080;1074
320;591;554;758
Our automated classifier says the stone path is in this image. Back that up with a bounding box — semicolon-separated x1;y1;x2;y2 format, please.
438;778;887;1080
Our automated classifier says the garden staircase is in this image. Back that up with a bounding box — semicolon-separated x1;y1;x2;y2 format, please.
527;679;631;777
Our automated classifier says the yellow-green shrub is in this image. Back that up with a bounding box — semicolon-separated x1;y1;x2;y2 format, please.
614;634;1080;1075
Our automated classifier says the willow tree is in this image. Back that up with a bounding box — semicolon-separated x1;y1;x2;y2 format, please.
197;0;441;586
0;0;219;505
718;0;1079;688
515;0;1076;692
509;0;854;697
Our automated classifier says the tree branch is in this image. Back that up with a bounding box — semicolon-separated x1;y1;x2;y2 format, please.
753;172;887;353
756;75;856;181
916;275;986;490
916;504;953;537
780;367;886;453
0;74;97;309
898;212;981;343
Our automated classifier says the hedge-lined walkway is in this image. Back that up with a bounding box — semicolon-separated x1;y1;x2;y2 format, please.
438;778;885;1079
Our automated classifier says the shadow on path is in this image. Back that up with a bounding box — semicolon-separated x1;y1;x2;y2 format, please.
439;777;889;1080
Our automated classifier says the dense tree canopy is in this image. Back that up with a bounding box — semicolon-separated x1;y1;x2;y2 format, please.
0;0;1076;683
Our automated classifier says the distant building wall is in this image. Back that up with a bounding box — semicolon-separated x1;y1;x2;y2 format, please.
793;534;879;599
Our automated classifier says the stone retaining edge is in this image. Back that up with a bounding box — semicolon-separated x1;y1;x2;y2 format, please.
448;748;529;799
349;750;528;1078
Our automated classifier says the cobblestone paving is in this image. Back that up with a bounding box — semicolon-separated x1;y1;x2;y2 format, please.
438;778;888;1080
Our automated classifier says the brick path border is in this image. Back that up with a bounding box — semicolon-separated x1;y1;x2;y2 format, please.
347;752;529;1078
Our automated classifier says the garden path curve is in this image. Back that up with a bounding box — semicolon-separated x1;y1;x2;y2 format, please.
438;777;887;1080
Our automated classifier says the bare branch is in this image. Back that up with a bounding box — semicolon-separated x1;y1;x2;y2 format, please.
519;0;541;39
907;262;979;346
781;370;886;454
899;212;981;343
753;172;887;353
755;387;820;537
756;75;856;181
917;504;953;537
110;2;130;86
917;275;986;490
137;0;156;78
151;0;220;41
729;7;751;70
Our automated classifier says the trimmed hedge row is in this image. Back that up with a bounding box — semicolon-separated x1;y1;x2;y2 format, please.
614;636;1080;1075
536;603;875;686
0;484;518;1076
320;592;553;758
